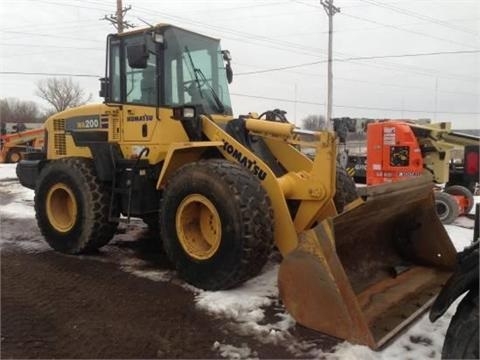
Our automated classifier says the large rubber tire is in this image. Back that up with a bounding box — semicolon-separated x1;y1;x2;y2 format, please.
334;166;359;213
34;158;118;254
442;290;479;359
435;192;459;225
444;185;475;214
160;159;274;290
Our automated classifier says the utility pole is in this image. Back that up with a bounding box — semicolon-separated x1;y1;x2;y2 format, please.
116;0;126;33
434;77;438;121
102;0;134;33
320;0;340;131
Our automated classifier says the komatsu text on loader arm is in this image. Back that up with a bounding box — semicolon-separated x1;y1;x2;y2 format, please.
17;24;457;349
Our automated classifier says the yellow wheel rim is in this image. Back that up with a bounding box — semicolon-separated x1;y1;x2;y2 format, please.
46;183;78;232
176;194;222;260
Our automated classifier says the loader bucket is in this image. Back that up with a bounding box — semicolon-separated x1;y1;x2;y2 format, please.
278;175;457;349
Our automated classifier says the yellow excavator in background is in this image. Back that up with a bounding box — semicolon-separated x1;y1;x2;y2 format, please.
17;24;457;349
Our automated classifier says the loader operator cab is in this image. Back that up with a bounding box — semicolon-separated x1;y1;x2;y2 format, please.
100;24;233;115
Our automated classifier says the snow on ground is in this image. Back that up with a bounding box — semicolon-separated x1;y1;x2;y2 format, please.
1;163;478;359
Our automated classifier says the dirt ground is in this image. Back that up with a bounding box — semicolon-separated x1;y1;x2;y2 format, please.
1;219;338;359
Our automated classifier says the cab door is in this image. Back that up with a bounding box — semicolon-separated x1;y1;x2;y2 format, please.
121;54;159;143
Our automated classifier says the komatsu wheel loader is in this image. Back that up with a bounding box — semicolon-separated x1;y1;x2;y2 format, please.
17;24;457;349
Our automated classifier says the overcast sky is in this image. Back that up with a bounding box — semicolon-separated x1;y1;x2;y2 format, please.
0;0;479;129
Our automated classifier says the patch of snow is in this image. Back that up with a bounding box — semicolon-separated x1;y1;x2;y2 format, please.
196;263;278;323
212;340;258;360
0;163;17;180
0;178;35;219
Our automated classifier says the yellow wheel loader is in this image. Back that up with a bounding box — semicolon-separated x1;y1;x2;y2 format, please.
17;24;457;349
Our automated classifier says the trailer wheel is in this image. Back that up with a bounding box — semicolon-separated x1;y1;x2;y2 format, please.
160;159;274;290
444;185;474;214
334;166;358;213
442;290;479;359
35;158;118;253
434;192;459;224
6;148;22;163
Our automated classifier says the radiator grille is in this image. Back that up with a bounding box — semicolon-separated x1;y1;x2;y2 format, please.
111;115;120;140
54;133;66;155
53;119;65;131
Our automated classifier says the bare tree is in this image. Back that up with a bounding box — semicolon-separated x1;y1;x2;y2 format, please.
302;114;326;131
0;98;42;124
35;77;92;112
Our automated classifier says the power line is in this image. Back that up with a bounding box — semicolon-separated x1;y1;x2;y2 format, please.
0;71;476;115
358;0;479;37
235;49;480;75
36;0;111;12
130;4;479;83
0;43;102;51
341;12;478;50
0;71;100;78
0;19;100;33
0;30;103;43
233;61;479;97
293;0;477;49
2;1;477;85
230;93;480;115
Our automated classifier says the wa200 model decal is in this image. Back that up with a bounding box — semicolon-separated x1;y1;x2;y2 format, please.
66;115;101;130
222;140;267;181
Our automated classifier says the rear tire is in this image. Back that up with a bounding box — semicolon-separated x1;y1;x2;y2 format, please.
35;158;118;253
435;192;459;224
442;290;479;359
334;166;358;213
444;185;474;214
6;148;22;163
160;159;274;290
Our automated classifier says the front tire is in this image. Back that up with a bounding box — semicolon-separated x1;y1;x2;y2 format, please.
334;166;358;213
6;148;22;163
35;158;118;253
160;159;274;290
442;290;479;359
444;185;474;214
435;192;459;224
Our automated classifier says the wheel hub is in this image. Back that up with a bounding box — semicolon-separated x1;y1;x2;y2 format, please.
46;183;78;232
10;152;21;163
176;194;222;260
436;201;448;219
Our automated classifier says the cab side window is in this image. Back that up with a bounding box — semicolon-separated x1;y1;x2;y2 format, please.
110;40;121;103
124;37;158;106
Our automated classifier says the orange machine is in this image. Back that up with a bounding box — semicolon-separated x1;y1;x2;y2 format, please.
363;121;479;223
0;128;44;163
366;121;425;185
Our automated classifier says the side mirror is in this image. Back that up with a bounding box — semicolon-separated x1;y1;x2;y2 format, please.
225;63;233;84
221;50;233;84
127;44;149;69
99;77;109;99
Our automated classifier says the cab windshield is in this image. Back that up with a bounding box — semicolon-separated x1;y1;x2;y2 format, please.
163;27;233;115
